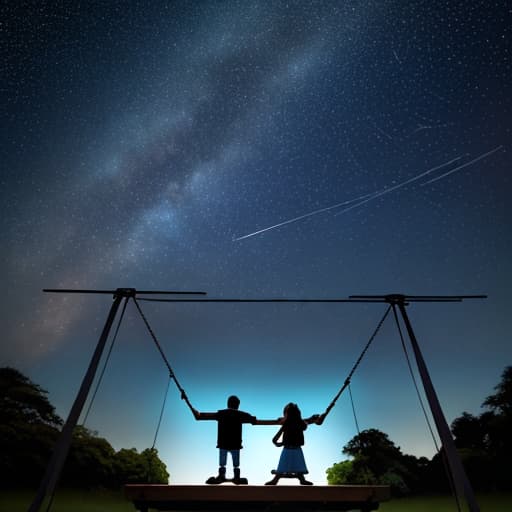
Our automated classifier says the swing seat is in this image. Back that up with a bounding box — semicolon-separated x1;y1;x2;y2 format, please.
125;484;391;512
271;470;303;477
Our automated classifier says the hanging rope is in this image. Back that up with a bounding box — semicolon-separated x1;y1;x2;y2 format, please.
348;383;361;436
132;298;196;415
145;374;172;484
132;298;388;427
152;375;171;450
322;304;392;419
81;296;130;426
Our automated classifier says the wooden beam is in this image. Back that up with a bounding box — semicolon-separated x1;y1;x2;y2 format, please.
124;484;391;511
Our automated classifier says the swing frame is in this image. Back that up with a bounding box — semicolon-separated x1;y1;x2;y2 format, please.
28;288;486;512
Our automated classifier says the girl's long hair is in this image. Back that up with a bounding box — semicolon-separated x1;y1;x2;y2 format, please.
283;402;303;426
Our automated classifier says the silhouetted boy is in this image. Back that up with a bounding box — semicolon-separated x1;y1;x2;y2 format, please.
193;395;274;484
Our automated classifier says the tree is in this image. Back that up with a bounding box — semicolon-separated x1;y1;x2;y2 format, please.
141;448;169;484
451;412;487;450
326;460;355;485
481;366;512;489
482;366;512;415
63;426;116;488
0;367;62;487
113;447;169;485
326;429;420;495
450;366;512;490
1;367;170;489
0;367;62;427
343;428;403;478
114;448;146;485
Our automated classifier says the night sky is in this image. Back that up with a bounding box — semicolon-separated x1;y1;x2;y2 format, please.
1;1;511;485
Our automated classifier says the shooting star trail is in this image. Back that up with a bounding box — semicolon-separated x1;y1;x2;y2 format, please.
420;145;504;185
233;191;379;241
333;155;463;217
234;145;502;241
235;156;461;241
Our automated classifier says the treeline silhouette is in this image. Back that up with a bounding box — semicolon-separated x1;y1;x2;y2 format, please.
0;367;168;489
326;366;512;495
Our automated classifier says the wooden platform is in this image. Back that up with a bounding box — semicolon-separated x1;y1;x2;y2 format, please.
124;484;391;512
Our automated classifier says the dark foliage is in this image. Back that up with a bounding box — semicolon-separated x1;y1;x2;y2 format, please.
0;367;61;487
0;367;169;489
327;428;427;495
0;367;62;427
451;365;512;490
327;366;512;494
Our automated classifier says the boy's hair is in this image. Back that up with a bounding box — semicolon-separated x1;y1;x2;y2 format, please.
227;395;240;409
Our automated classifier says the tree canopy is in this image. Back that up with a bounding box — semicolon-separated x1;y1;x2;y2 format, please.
327;365;512;493
326;428;428;494
1;367;169;489
0;367;62;427
482;366;512;415
451;365;512;490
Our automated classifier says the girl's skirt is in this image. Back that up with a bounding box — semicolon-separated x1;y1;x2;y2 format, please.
275;446;308;474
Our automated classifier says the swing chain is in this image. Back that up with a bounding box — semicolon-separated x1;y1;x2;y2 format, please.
132;298;195;413
131;299;391;425
322;304;392;419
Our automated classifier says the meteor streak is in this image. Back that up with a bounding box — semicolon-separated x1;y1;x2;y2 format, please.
234;145;503;241
233;191;378;241
420;145;504;185
235;157;461;241
333;155;463;216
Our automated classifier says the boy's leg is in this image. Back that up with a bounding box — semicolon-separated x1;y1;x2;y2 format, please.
219;448;228;469
231;450;247;484
216;449;227;481
230;450;240;471
206;450;227;484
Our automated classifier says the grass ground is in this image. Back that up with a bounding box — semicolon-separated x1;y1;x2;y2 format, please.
380;492;512;512
2;489;511;512
0;489;133;512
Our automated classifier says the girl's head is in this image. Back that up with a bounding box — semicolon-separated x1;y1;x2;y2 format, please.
283;402;302;421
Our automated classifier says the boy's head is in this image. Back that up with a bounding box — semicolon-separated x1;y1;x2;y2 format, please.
227;395;240;409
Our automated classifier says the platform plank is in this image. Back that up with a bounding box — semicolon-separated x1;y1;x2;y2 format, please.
125;484;391;511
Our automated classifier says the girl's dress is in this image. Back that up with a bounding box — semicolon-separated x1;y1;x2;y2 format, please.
275;446;308;474
273;419;309;474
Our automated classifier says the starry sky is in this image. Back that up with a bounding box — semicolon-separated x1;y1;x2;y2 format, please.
1;1;511;485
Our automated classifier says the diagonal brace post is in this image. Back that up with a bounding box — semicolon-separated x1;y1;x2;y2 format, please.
28;290;127;512
394;298;480;512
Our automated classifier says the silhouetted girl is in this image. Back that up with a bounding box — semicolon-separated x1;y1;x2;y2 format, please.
265;402;323;485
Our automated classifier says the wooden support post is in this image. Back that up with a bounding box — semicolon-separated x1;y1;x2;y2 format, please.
28;291;127;512
395;299;480;512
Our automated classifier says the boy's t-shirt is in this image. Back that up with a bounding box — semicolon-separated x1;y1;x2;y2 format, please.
215;408;256;449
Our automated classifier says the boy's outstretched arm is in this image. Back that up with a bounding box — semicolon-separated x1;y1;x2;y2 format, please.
191;408;217;420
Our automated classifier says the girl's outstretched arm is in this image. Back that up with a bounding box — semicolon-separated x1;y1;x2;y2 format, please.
254;418;282;425
305;413;326;425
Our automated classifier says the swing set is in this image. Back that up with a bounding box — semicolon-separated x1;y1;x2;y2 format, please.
28;288;486;512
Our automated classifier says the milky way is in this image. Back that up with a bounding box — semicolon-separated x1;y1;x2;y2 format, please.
1;1;511;485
